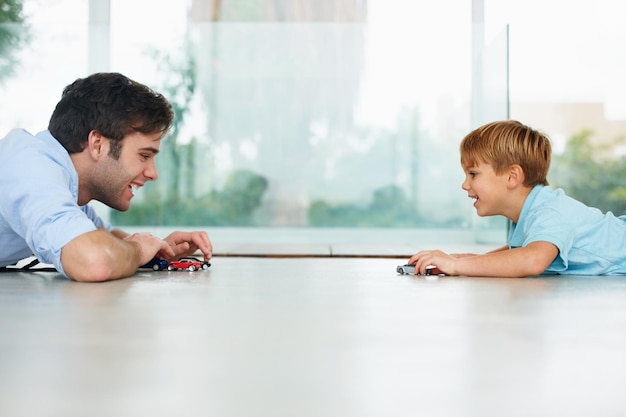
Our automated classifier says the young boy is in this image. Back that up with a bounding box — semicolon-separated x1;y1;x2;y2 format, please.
408;120;626;277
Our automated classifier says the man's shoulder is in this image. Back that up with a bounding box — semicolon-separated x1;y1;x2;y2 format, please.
2;128;33;138
0;128;33;146
1;129;69;168
1;128;46;152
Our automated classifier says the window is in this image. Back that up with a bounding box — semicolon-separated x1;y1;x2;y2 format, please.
486;0;626;217
23;1;626;247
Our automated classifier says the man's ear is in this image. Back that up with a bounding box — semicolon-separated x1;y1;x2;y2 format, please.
507;164;525;188
86;130;109;160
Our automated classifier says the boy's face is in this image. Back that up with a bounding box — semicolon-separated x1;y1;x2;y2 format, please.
461;162;511;218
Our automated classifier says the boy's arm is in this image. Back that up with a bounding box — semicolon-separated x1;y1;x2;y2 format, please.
453;242;558;277
61;229;174;282
450;244;509;259
486;244;511;253
409;241;558;277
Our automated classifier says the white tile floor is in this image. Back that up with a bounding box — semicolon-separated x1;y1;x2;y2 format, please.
1;256;626;417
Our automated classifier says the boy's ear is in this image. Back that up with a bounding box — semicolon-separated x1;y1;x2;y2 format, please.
507;164;525;188
86;130;109;160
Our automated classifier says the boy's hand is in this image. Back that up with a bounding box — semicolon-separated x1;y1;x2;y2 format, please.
408;249;457;276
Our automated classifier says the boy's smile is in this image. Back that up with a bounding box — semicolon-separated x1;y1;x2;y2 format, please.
461;161;531;223
461;163;510;218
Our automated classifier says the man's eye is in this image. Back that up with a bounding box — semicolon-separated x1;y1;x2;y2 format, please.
140;154;150;160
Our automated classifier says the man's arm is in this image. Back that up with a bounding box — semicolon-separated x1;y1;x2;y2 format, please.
409;241;559;277
111;228;129;239
60;229;174;282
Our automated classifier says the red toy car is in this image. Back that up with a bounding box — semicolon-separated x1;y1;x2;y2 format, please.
167;257;211;271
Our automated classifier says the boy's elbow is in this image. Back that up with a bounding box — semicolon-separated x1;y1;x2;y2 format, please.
524;255;552;277
518;242;558;277
525;263;548;277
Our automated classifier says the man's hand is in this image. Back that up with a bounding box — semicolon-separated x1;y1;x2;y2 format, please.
162;231;213;261
123;232;175;266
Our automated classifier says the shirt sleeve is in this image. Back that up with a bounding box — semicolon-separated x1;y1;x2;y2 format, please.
81;205;113;231
515;205;575;272
4;148;100;277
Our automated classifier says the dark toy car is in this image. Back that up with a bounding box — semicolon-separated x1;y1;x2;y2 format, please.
167;257;211;271
140;258;169;271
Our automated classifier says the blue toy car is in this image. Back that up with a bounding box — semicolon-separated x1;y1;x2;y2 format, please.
140;258;169;271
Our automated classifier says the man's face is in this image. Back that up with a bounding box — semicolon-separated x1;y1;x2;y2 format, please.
88;131;162;211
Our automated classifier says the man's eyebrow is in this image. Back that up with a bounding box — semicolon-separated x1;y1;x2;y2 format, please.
139;147;160;155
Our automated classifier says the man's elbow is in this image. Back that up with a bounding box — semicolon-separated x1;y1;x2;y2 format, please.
67;263;117;282
63;249;131;282
60;229;139;282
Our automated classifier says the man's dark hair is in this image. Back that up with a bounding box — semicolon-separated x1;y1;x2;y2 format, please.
48;72;174;158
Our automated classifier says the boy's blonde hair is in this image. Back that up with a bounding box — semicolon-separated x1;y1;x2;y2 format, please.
460;120;551;186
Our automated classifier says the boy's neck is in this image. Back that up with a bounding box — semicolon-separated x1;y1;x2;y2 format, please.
507;185;535;224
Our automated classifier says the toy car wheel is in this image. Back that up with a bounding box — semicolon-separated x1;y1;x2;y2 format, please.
167;265;175;271
202;264;210;270
152;264;160;271
188;265;196;271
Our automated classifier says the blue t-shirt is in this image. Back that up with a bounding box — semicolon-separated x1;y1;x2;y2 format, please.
0;129;112;276
508;185;626;275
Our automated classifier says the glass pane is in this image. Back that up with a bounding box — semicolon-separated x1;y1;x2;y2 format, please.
486;0;626;217
2;0;511;245
0;0;88;135
107;0;497;240
470;23;510;243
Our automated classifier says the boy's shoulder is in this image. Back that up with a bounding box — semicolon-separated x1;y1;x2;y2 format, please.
520;185;581;224
525;185;604;222
531;185;588;210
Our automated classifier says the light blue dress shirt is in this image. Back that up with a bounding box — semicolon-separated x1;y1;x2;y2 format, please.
508;185;626;275
0;129;112;276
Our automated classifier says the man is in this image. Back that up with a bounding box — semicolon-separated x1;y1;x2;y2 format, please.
0;72;212;282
